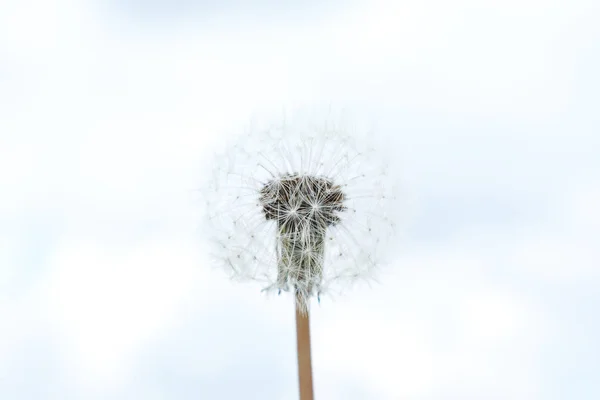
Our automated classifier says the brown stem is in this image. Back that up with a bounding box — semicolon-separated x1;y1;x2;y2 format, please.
295;296;315;400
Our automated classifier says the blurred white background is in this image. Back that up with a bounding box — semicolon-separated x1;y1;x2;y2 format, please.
1;0;599;399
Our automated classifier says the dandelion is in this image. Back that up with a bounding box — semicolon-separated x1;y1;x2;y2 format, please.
202;112;397;399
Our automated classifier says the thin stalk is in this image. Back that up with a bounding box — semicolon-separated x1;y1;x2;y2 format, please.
295;295;314;400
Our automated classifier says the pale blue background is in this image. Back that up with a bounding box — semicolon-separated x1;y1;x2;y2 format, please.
1;0;599;399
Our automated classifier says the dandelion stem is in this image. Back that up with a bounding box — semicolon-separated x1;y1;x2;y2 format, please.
295;294;314;400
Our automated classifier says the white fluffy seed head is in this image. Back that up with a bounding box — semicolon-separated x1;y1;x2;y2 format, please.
202;114;398;313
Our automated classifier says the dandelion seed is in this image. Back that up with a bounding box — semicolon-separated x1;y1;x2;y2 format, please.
203;114;397;313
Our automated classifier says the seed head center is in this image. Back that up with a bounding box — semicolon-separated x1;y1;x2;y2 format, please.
259;173;347;232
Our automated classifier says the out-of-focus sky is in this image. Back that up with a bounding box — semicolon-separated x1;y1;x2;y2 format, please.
1;0;599;399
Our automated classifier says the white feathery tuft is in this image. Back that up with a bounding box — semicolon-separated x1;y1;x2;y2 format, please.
202;112;398;313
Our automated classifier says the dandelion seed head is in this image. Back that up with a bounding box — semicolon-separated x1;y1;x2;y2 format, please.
203;113;398;312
